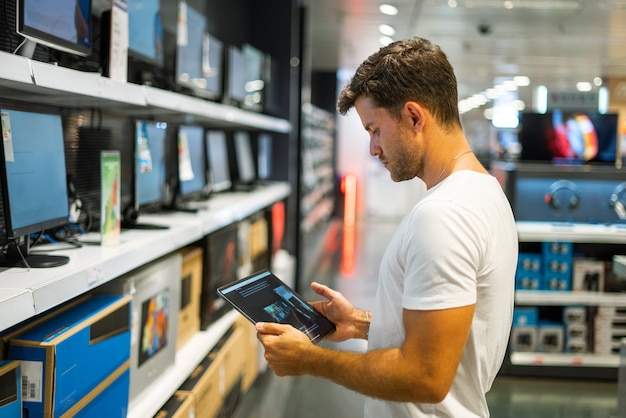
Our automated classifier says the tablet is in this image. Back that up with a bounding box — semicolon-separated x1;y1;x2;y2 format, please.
217;269;336;344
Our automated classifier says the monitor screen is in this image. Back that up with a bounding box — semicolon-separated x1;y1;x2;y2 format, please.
205;130;231;193
128;0;164;66
242;43;265;111
178;125;208;200
173;4;223;100
137;287;170;367
519;111;618;165
224;45;246;105
233;131;256;186
0;108;70;267
16;0;92;57
135;120;168;209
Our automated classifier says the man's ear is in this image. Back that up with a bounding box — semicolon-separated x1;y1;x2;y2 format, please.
404;101;425;132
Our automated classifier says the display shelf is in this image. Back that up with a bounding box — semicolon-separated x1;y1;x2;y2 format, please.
127;309;239;418
0;182;290;331
510;352;618;368
0;51;291;133
517;221;626;244
515;290;626;306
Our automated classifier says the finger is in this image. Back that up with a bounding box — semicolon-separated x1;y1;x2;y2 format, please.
311;282;339;300
255;321;290;335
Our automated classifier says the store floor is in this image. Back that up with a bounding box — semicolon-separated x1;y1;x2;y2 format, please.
236;217;621;418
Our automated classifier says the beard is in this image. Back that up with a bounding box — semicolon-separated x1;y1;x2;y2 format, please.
383;127;422;182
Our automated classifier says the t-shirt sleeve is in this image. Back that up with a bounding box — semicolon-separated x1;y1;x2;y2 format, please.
401;199;485;310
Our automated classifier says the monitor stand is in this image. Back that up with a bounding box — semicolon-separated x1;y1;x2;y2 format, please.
0;236;69;268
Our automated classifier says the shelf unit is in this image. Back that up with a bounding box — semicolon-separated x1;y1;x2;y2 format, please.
0;39;294;416
506;221;626;379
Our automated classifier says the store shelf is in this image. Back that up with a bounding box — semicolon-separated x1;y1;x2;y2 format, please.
515;290;626;306
127;309;239;418
517;221;626;244
0;182;290;331
510;352;618;368
0;51;291;133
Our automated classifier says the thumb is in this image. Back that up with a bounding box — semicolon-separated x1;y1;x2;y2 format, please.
256;321;290;335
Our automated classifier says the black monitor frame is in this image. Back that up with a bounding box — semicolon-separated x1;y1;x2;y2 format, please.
205;130;232;193
176;125;210;204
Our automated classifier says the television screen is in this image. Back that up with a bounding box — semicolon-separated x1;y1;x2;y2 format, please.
242;43;265;111
232;131;256;188
205;130;231;193
127;0;163;66
135;120;168;210
17;0;92;57
519;110;618;165
174;3;223;100
223;45;246;106
178;125;208;201
0;108;70;267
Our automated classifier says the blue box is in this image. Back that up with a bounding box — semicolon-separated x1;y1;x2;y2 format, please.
513;307;539;327
68;363;129;418
0;360;22;417
543;272;572;291
518;253;542;274
515;271;542;290
8;294;131;418
543;241;573;258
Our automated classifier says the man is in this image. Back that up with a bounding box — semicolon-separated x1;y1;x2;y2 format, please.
256;37;518;417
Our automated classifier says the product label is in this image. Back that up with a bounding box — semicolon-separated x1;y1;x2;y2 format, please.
1;111;14;162
20;360;43;402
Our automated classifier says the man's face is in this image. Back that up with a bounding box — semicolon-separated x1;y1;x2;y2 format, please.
354;97;422;182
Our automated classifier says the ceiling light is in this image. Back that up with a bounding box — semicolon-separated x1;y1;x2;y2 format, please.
513;76;530;86
576;82;592;92
379;24;396;36
379;4;399;15
448;0;458;7
379;36;394;46
594;77;603;86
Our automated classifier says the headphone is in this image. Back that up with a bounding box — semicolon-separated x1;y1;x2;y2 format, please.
544;179;579;212
610;182;626;220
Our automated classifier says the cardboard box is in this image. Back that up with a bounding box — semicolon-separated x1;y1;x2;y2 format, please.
572;258;605;292
8;294;131;418
0;360;22;418
510;326;537;352
177;246;203;350
103;253;182;402
154;391;196;418
538;322;564;353
63;361;129;418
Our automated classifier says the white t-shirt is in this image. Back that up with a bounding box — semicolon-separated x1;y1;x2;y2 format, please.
365;171;518;418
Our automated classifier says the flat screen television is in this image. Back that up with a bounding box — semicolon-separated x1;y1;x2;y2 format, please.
519;110;619;165
230;131;257;190
205;130;231;193
223;45;246;107
242;43;265;111
0;108;70;268
175;3;223;100
16;0;92;58
177;125;209;203
127;0;164;66
124;119;170;229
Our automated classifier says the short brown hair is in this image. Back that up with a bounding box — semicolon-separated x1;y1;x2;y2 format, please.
336;37;461;129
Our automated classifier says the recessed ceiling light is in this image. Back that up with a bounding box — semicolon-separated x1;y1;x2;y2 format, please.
379;24;396;36
379;36;394;46
576;82;592;91
379;4;399;16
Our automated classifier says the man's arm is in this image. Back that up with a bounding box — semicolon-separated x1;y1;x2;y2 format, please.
257;303;475;403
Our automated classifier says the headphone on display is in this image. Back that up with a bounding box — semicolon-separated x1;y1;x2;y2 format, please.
610;182;626;220
544;179;579;212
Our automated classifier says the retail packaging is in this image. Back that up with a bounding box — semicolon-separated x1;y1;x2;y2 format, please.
154;391;196;418
63;364;129;417
572;258;605;292
178;322;249;418
510;326;537;352
7;294;131;417
537;322;564;353
177;246;203;350
542;242;573;291
515;253;542;290
0;360;22;417
97;253;182;402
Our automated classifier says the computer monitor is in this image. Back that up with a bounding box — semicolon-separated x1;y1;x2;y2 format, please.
223;45;246;107
205;130;232;193
0;108;70;267
177;125;209;203
230;131;257;190
242;43;265;111
123;120;170;229
175;3;223;100
16;0;93;58
127;0;164;66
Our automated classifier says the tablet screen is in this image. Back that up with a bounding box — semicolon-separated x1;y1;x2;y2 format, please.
217;269;335;344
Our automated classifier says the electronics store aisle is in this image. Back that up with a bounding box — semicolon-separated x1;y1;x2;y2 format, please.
236;217;619;418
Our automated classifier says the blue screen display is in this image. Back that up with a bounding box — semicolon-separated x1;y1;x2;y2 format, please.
0;109;68;234
128;0;163;64
178;125;207;198
135;120;167;207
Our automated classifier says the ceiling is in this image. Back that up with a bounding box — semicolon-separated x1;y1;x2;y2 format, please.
303;0;626;113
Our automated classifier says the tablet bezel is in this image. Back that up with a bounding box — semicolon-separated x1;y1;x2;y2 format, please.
216;269;336;344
